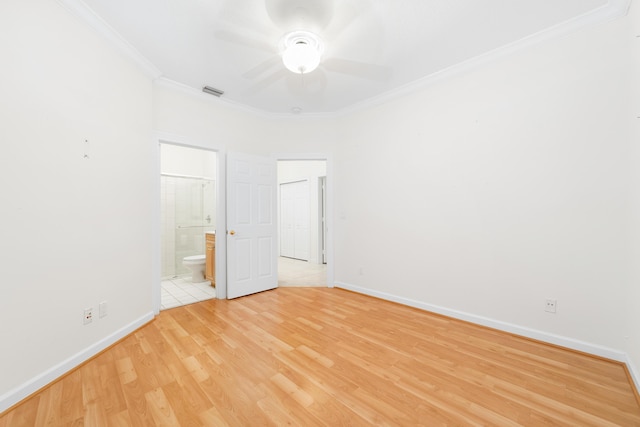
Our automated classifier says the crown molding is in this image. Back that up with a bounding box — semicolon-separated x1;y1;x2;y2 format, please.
154;77;337;121
154;77;282;119
56;0;162;79
57;0;630;118
335;0;632;117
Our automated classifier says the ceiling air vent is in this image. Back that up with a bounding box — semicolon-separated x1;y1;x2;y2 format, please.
202;86;224;97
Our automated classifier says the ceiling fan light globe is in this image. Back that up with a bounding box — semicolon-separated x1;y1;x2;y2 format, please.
283;43;321;74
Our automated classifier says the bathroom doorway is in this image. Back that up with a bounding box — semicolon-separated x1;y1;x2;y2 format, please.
277;159;328;287
160;143;217;309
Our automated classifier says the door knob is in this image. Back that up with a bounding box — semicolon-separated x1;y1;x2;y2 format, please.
229;230;236;235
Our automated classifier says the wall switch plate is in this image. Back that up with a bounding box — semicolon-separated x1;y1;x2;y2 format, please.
99;301;108;318
545;299;557;313
83;308;93;325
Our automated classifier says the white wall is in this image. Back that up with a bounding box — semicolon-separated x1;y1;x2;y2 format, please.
0;0;154;411
334;3;638;373
153;81;339;155
278;161;327;185
160;143;217;179
625;0;640;390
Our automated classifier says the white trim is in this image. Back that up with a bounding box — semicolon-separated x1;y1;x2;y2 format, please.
274;154;334;289
336;0;632;116
0;312;154;413
609;0;633;16
153;0;630;118
626;355;640;398
154;133;228;300
151;135;162;315
155;78;255;114
334;281;628;362
154;78;337;120
216;153;228;299
58;0;629;118
56;0;161;79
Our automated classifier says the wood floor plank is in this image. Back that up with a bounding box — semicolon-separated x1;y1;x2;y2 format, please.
144;387;181;426
0;396;39;427
2;288;639;426
107;409;133;427
33;380;63;426
95;353;130;416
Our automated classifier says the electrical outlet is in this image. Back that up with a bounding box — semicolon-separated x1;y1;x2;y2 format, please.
99;301;108;318
545;299;557;313
83;308;93;325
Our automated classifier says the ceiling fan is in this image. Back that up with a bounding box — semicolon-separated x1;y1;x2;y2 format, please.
281;30;324;74
214;0;391;93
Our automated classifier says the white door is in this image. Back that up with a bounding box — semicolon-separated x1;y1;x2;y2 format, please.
280;180;309;260
227;153;278;299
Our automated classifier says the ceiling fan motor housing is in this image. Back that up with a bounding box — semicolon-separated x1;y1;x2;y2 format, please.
281;30;324;74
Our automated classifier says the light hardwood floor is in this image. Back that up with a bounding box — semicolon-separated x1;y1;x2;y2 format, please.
1;288;639;426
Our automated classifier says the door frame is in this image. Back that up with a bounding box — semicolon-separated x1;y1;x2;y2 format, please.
274;153;334;288
152;132;228;315
319;175;327;265
152;144;334;313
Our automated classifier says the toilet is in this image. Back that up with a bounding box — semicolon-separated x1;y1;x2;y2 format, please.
182;254;206;282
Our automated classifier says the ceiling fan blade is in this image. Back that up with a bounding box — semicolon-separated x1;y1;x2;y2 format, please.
243;56;282;79
246;69;288;93
264;0;335;32
214;30;275;53
323;58;392;81
323;0;373;41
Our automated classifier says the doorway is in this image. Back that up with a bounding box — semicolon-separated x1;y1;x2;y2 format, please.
277;159;327;287
159;143;218;309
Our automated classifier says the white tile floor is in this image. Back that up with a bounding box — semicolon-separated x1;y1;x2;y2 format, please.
161;257;326;310
160;277;216;310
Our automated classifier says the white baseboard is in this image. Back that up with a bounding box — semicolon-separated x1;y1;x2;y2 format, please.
335;281;628;363
625;355;640;399
0;312;154;413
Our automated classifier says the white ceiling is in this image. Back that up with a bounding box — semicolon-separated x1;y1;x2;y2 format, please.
74;0;619;115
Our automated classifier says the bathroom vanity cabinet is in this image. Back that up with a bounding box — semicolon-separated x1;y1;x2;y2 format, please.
205;232;215;286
